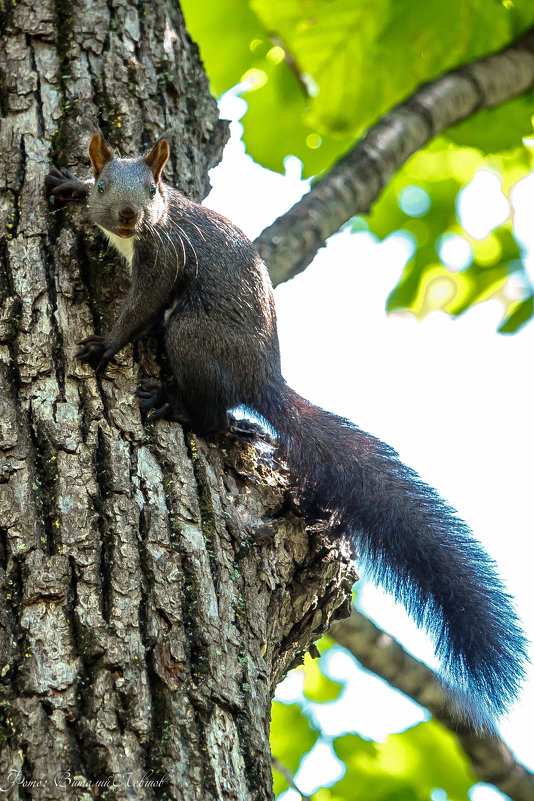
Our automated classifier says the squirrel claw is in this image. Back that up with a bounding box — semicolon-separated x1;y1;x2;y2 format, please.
137;380;174;420
148;402;171;420
45;166;88;202
228;418;261;441
138;378;164;393
137;380;165;409
76;335;114;370
45;166;77;184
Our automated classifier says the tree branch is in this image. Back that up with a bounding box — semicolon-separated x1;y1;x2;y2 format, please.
255;27;534;286
272;756;312;801
330;611;534;801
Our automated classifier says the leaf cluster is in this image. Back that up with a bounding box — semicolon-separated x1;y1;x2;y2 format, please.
182;0;534;329
270;642;477;800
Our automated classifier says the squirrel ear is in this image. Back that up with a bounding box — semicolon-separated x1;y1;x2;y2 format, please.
88;133;114;177
143;137;170;183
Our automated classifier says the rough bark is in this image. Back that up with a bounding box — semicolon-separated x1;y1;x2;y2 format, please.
0;2;356;799
254;26;534;286
331;613;534;801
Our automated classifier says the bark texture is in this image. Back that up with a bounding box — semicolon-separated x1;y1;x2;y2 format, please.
331;613;534;801
0;2;356;799
255;26;534;286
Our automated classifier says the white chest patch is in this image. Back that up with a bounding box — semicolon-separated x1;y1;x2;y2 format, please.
98;225;136;265
163;297;180;325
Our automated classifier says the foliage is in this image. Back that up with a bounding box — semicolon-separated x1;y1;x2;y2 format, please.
362;139;534;331
271;700;320;797
181;0;534;330
329;721;477;801
270;642;478;800
182;0;534;175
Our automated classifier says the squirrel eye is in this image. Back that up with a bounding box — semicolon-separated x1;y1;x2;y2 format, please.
149;184;157;198
97;180;105;194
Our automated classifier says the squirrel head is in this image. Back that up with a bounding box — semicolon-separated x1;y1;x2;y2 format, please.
87;133;170;239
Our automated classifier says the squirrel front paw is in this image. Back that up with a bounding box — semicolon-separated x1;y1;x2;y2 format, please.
45;166;89;203
76;335;116;371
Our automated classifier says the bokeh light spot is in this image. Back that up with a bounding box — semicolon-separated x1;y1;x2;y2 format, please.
266;46;285;65
426;275;457;307
241;68;268;90
306;133;322;150
438;233;473;271
398;185;431;217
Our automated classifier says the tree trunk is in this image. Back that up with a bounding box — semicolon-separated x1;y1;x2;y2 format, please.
0;2;356;798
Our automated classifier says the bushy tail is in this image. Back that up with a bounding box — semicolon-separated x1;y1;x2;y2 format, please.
258;383;527;728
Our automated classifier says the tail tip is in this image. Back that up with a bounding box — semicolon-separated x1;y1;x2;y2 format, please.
442;633;529;732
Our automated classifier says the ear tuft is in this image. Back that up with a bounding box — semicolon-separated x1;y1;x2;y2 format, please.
88;133;114;177
143;137;170;183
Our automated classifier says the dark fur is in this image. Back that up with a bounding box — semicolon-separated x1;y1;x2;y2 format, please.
46;137;527;729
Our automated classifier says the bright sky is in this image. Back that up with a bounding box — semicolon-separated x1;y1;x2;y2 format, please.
205;90;534;799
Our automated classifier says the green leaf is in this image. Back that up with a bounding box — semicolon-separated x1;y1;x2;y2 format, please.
240;55;354;176
446;93;534;152
183;0;534;176
302;650;344;703
180;0;266;96
360;136;532;326
385;224;523;320
332;721;477;801
250;0;392;136
181;0;534;329
248;0;534;172
270;701;319;796
498;293;534;332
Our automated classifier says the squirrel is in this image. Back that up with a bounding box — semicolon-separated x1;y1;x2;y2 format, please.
46;133;527;730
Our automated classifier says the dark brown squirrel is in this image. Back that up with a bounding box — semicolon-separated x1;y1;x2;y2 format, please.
46;133;526;729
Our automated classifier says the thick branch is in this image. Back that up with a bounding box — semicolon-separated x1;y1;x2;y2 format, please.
330;612;534;801
255;27;534;286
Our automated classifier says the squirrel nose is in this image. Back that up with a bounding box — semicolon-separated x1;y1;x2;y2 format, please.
118;204;138;222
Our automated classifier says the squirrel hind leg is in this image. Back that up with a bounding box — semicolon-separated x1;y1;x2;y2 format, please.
173;383;231;435
163;320;238;435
